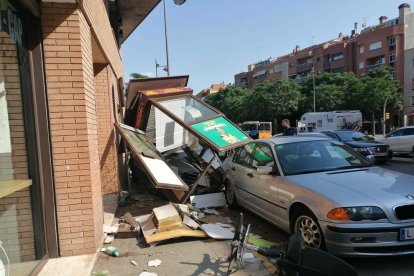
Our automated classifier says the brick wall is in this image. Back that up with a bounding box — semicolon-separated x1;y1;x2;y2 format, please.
79;0;123;78
41;2;103;256
94;64;120;195
0;32;36;262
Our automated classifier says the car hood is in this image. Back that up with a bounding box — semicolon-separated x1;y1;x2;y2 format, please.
286;167;414;222
344;140;385;148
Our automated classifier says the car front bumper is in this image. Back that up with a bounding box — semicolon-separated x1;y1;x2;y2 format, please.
320;221;414;256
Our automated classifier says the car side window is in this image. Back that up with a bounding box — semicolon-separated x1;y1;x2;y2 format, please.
252;143;274;168
233;142;255;167
403;128;414;136
389;129;403;137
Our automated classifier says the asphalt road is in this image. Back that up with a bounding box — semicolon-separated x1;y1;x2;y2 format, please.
233;157;414;276
347;157;414;276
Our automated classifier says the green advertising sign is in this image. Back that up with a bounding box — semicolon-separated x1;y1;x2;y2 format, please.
191;117;250;148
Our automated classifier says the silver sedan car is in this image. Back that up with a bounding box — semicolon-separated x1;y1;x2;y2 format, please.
223;136;414;256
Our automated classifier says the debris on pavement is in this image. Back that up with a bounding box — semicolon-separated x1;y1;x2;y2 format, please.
182;214;200;230
103;223;119;234
105;246;120;257
190;192;226;209
136;203;208;245
123;211;140;230
152;204;182;228
242;252;257;263
203;208;219;216
93;270;109;276
130;260;138;266
139;272;158;276
201;223;234;240
103;235;114;244
248;235;281;249
147;259;162;267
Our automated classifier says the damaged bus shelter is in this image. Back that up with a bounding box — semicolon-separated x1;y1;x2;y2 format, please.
118;76;251;203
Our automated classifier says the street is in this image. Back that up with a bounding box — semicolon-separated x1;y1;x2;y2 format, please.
232;157;414;276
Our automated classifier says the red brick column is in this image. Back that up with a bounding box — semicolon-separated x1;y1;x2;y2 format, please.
41;2;103;256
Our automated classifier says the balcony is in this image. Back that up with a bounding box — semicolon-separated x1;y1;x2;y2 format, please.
366;62;385;72
297;63;313;73
323;61;331;69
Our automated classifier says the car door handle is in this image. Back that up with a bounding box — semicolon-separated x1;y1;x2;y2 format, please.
247;172;254;178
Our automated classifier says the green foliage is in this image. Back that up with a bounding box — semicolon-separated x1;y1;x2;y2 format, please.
203;67;401;128
205;86;252;122
246;80;301;121
299;72;358;114
355;67;401;116
130;72;149;78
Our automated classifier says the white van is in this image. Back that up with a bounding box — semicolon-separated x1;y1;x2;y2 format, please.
300;111;362;132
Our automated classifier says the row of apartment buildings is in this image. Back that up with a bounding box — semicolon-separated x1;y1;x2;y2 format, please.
234;3;414;125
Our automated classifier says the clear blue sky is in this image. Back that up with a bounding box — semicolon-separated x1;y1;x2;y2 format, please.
122;0;404;93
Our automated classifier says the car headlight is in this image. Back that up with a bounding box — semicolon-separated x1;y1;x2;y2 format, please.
327;206;386;221
353;147;371;154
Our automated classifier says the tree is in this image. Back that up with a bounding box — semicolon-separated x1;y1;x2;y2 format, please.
130;73;149;78
204;86;252;123
298;72;358;116
353;67;401;135
246;80;301;131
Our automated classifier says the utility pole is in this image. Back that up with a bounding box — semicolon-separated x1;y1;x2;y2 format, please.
312;64;316;112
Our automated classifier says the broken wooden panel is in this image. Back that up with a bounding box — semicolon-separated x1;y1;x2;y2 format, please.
137;213;207;245
152;204;182;229
115;123;189;191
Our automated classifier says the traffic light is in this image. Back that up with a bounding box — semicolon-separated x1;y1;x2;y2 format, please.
385;112;390;120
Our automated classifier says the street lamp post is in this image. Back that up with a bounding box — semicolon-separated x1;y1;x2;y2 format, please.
162;0;170;76
161;0;187;77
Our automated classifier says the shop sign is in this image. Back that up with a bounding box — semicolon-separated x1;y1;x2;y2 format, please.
191;117;250;148
0;1;23;45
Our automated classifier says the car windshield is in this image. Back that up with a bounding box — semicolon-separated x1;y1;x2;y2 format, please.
274;140;372;176
336;131;373;142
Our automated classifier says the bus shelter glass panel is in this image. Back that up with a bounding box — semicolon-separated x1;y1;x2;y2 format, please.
156;96;219;122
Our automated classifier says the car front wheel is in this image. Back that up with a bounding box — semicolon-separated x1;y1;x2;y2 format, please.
291;207;325;249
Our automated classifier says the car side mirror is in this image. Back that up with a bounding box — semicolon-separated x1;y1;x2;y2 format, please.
257;166;273;175
365;155;375;165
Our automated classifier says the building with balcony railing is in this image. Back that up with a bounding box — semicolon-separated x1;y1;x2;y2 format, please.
234;3;414;124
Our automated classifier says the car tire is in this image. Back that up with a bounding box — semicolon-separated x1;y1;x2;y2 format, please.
225;180;237;208
291;207;325;250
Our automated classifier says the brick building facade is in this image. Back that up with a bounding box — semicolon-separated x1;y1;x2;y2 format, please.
235;3;414;125
0;0;159;274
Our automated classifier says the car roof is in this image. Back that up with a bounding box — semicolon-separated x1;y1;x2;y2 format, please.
262;135;331;145
322;130;360;133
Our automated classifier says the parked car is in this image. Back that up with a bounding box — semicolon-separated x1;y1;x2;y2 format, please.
321;130;390;163
223;136;414;256
379;126;414;156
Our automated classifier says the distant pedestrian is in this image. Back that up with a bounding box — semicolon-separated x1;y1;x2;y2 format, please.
282;119;297;136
